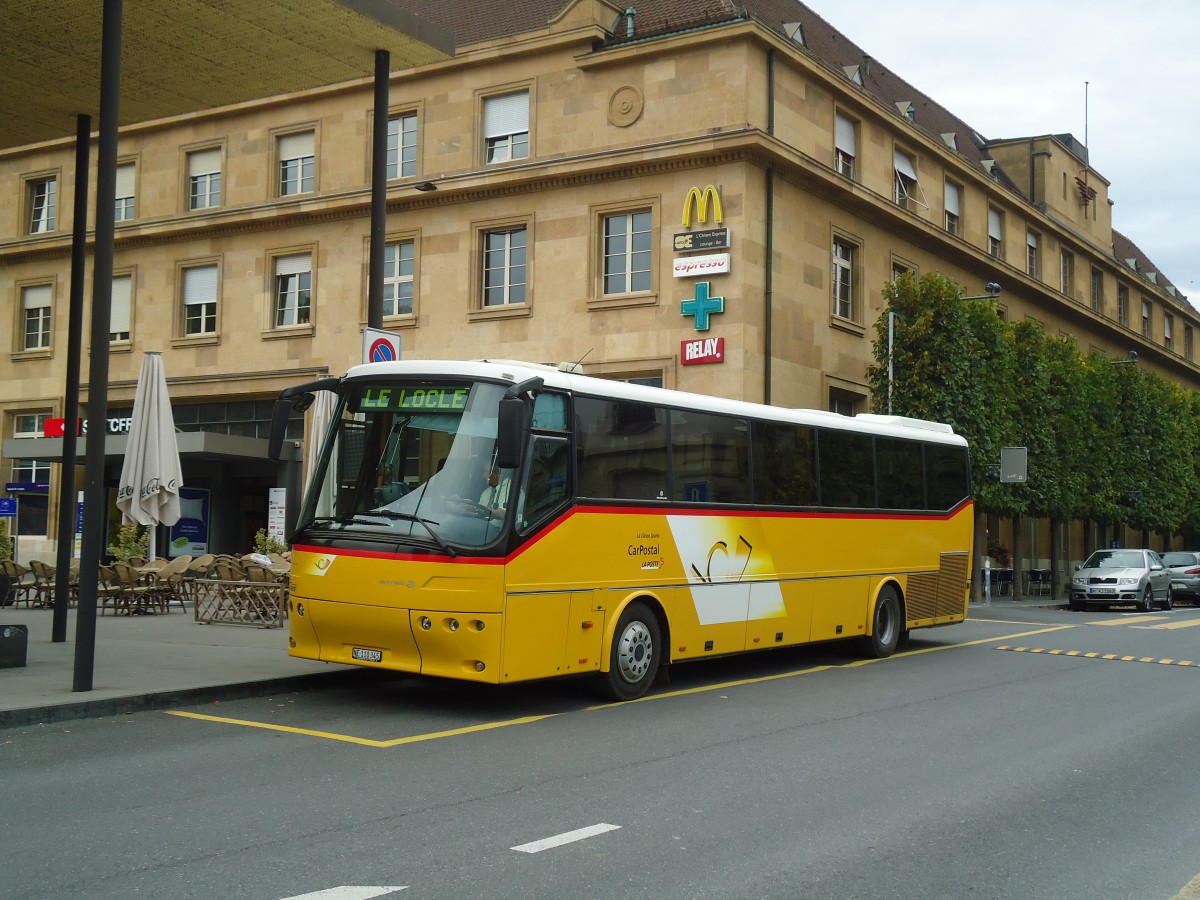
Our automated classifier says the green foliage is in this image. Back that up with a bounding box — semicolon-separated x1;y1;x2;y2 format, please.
0;517;12;561
252;528;288;555
870;272;1200;539
106;523;148;564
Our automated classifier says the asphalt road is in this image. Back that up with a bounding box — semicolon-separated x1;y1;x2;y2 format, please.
3;603;1200;900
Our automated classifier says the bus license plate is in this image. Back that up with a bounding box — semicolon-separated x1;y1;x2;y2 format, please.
352;648;383;663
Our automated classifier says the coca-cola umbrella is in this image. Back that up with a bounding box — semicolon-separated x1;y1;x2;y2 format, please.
116;352;183;559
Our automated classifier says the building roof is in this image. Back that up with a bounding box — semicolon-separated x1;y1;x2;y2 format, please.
1;0;453;151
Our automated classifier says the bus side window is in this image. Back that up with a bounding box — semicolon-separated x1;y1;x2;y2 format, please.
518;436;570;531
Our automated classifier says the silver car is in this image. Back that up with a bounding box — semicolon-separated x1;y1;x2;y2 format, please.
1162;551;1200;606
1069;548;1172;612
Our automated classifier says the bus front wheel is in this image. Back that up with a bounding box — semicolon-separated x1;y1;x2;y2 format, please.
600;601;661;701
859;586;902;659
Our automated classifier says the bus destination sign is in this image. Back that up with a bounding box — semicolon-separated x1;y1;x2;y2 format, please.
355;386;470;412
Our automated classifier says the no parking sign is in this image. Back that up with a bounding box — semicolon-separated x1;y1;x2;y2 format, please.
362;327;401;364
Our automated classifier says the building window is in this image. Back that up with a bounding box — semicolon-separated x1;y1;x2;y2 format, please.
1118;284;1129;327
110;274;131;342
829;390;860;416
182;264;219;335
1090;268;1104;314
1060;251;1073;296
387;112;418;180
384;240;414;316
187;147;221;210
481;227;527;307
274;254;312;326
603;210;652;295
278;131;315;196
944;181;960;236
987;208;1003;258
1185;325;1194;360
832;237;855;321
20;284;52;350
12;412;51;538
1026;231;1039;279
28;176;57;233
893;149;925;209
114;163;135;222
1141;299;1152;338
834;112;856;178
482;91;529;164
1164;313;1174;351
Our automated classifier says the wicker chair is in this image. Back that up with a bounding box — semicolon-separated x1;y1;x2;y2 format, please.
1;559;36;607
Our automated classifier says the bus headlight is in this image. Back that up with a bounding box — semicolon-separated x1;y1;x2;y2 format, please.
420;616;432;630
449;618;460;632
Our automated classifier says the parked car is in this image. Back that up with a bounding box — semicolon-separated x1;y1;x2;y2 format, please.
1069;548;1172;611
1162;551;1200;606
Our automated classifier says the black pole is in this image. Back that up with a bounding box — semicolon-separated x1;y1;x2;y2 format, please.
73;0;122;692
366;48;390;330
52;114;91;643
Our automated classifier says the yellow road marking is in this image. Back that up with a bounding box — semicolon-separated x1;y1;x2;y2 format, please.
1150;619;1200;630
1092;616;1168;625
994;647;1200;669
165;709;560;747
165;625;1075;745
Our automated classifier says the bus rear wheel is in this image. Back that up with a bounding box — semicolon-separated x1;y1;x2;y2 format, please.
858;586;902;659
600;601;661;701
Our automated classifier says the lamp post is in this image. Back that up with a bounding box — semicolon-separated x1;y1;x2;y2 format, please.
886;282;1000;414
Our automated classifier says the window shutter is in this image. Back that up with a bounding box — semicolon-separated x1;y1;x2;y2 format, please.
893;150;916;180
115;164;135;198
188;148;221;177
988;208;1002;240
183;265;218;305
1027;231;1038;248
275;254;311;277
483;92;529;138
835;114;856;155
278;132;314;160
944;183;960;216
110;275;131;334
22;284;51;309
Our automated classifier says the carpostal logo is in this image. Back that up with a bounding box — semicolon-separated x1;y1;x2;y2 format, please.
681;185;723;228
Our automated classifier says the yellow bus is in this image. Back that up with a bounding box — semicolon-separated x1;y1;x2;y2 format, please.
269;359;973;700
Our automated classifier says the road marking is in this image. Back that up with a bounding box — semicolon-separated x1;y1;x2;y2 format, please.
995;646;1200;668
165;626;1073;745
166;710;560;748
511;823;621;853
277;888;407;900
1149;618;1200;630
1091;616;1168;625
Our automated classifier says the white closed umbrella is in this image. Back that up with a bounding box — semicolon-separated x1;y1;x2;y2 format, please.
116;352;184;559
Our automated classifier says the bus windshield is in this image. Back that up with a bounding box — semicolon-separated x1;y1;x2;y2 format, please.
299;380;516;551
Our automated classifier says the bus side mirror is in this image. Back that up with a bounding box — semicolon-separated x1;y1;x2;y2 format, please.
496;397;526;469
268;378;339;461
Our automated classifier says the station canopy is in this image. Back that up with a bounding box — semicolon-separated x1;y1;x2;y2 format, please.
2;0;453;151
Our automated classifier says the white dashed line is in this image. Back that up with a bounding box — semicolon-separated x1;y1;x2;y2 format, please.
511;822;622;853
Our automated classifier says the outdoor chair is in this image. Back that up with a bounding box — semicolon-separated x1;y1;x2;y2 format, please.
1;559;36;608
28;559;56;607
96;565;124;615
149;555;192;612
111;562;160;614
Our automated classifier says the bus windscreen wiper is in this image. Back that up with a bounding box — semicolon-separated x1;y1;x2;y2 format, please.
357;508;458;557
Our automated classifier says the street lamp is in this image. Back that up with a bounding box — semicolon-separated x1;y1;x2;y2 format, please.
887;282;1001;414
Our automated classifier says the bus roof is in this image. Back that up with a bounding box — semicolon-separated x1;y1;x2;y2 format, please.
339;358;967;447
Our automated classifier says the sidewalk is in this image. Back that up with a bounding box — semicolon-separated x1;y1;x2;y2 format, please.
0;603;356;729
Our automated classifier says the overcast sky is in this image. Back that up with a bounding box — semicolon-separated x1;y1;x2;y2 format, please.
805;0;1200;305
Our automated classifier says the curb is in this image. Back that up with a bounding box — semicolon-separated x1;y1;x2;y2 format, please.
0;667;387;730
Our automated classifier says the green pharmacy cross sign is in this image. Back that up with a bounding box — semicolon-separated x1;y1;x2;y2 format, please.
681;281;725;331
